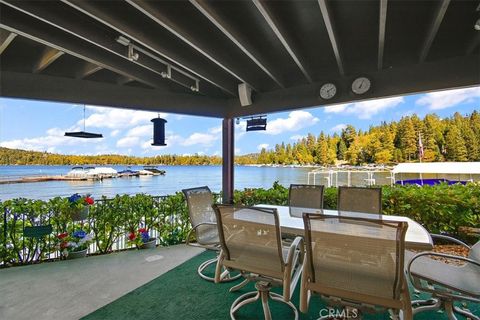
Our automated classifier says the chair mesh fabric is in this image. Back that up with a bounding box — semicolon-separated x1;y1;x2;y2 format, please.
182;186;218;245
338;187;382;214
289;184;324;209
304;214;407;301
215;205;285;279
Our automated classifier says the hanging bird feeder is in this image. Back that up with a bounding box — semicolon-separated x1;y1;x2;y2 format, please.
151;116;167;146
64;105;103;138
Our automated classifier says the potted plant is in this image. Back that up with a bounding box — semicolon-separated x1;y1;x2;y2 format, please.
56;230;93;259
67;193;94;221
127;228;157;249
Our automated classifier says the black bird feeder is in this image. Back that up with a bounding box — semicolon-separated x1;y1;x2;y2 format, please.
151;116;167;146
246;116;267;132
64;105;103;139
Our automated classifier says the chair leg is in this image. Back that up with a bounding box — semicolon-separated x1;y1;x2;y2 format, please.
412;298;442;315
261;290;272;320
453;305;480;320
230;281;298;320
444;300;458;320
199;256;241;282
230;278;250;292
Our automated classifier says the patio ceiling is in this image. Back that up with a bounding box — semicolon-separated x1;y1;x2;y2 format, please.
0;0;479;118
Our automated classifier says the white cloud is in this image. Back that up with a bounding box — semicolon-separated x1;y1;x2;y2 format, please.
235;148;241;155
265;111;319;135
0;127;92;152
181;132;218;146
330;124;347;132
323;96;404;119
257;143;269;150
209;125;222;134
290;134;306;141
116;136;140;148
82;106;167;129
110;130;120;137
126;125;151;137
416;87;480;110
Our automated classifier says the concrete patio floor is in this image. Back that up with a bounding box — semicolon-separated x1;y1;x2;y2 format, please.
0;245;204;320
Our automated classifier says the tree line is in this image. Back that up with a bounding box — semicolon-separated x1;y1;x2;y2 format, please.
1;111;479;166
257;111;480;165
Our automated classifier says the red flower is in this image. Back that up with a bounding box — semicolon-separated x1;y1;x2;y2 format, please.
138;228;147;233
60;242;68;249
57;232;68;239
85;197;94;205
128;232;136;241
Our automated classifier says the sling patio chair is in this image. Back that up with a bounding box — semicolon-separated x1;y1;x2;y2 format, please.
213;204;305;320
289;184;324;209
182;186;240;282
407;235;480;320
337;186;382;215
301;213;412;319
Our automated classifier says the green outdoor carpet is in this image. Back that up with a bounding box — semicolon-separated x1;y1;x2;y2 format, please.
82;251;479;320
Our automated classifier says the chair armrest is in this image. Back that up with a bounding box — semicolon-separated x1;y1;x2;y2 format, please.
431;234;471;249
283;236;305;300
285;236;304;267
407;251;480;302
186;222;217;246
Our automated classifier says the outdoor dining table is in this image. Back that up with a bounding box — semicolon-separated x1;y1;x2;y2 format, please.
250;204;434;251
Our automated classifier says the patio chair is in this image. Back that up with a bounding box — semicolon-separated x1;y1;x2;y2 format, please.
182;186;240;282
301;213;412;319
289;184;324;209
213;204;305;320
407;234;480;320
337;186;382;214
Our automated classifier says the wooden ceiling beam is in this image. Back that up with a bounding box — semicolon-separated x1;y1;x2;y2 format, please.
126;0;255;91
377;0;388;70
190;0;285;88
33;47;64;73
419;0;450;63
0;29;16;55
317;0;345;75
252;0;312;83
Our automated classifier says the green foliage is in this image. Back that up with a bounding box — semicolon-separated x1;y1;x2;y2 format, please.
233;181;289;206
233;182;479;239
2;182;479;266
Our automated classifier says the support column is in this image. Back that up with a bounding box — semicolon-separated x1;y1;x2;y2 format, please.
222;117;234;204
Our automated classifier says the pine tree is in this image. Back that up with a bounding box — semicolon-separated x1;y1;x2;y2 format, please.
444;124;468;161
337;139;347;160
397;117;417;161
341;125;356;148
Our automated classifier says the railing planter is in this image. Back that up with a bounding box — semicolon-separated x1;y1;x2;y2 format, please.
140;238;157;249
66;248;88;259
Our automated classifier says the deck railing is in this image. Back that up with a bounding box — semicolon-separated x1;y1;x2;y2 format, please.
0;194;202;267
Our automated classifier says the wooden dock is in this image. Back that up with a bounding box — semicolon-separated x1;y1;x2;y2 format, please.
0;175;90;184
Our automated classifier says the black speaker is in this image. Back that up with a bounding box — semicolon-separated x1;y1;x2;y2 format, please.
151;117;167;146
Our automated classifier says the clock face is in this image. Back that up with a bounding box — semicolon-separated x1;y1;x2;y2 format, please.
352;77;371;94
320;83;336;100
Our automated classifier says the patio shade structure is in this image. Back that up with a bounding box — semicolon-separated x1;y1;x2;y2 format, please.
0;0;479;203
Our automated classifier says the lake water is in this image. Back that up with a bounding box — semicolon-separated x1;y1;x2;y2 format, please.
0;165;314;200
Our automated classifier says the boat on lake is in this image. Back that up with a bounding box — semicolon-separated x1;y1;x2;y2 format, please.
66;166;118;180
142;166;166;175
118;167;140;177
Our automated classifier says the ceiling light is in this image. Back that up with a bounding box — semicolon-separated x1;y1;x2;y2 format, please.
475;18;480;31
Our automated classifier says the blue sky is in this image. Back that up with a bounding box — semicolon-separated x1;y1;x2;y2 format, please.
0;86;479;156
